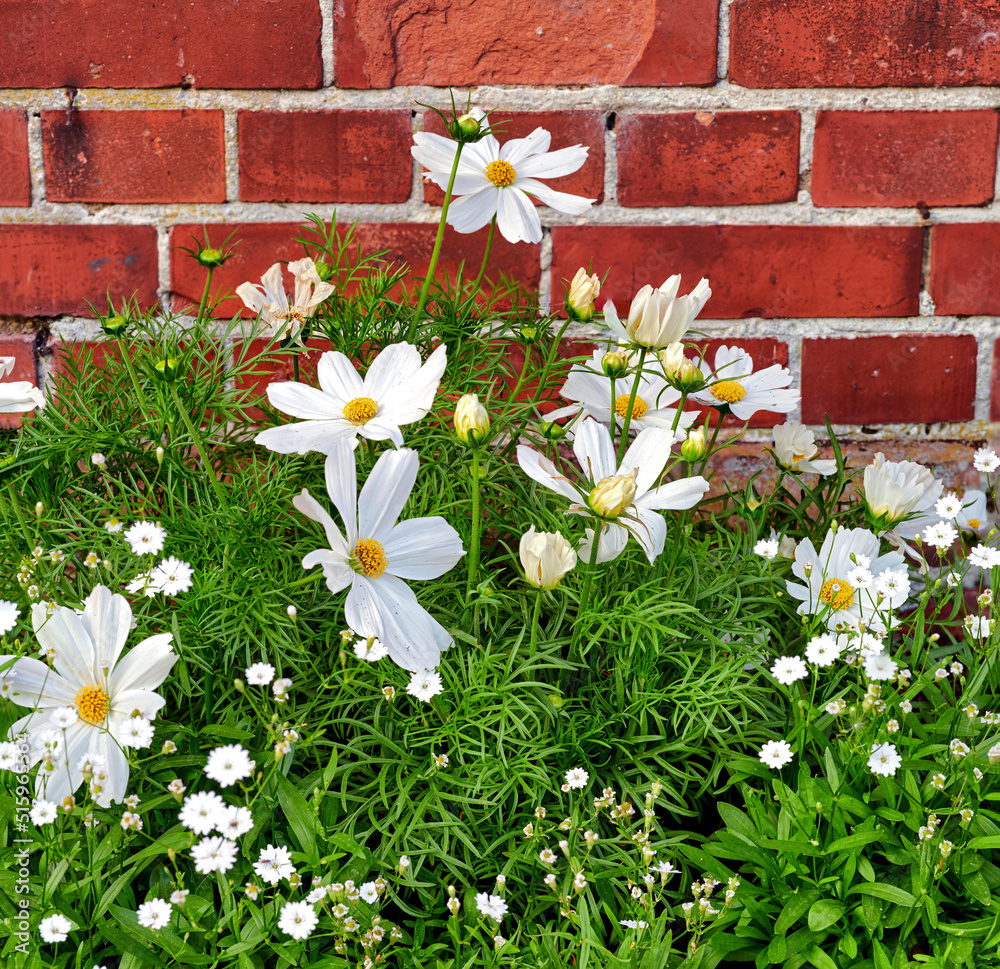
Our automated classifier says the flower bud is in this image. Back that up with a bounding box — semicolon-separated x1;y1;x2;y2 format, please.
520;527;577;590
659;343;704;391
680;427;707;462
589;468;639;518
287;605;298;619
454;393;491;446
101;315;129;337
34;501;44;518
601;349;630;379
155;446;165;465
153;358;181;382
519;325;539;344
457;112;482;138
566;268;601;322
538;420;567;442
196;247;225;268
314;261;335;282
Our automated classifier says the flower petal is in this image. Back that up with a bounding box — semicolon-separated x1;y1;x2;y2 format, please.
316;351;364;400
501;127;551;165
573;418;616;484
619;427;676;496
516;446;580;501
515;145;588;179
302;549;353;594
447;188;501;235
362;342;421;400
515;178;594;215
579;523;629;564
495;187;543;244
324;448;359;541
384;517;465;580
637;475;710;511
376;344;448;425
293;487;352;557
1;655;78;708
80;586;133;675
629;507;667;564
107;633;175;696
358;449;418;540
255;420;358;455
34;608;97;689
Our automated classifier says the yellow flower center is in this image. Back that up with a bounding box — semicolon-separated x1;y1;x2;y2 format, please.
484;159;517;187
820;577;855;611
968;518;981;529
352;538;387;578
614;394;647;420
75;684;110;725
342;397;379;425
710;380;747;404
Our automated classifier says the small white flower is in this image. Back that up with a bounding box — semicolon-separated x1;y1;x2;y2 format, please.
974;447;1000;473
868;743;902;777
360;881;379;904
931;773;946;790
965;616;994;639
30;798;58;825
969;544;1000;569
272;677;293;700
123;521;167;556
48;706;78;729
39;913;73;943
216;805;254;838
935;493;963;518
564;767;589;789
864;652;899;682
754;538;780;560
170;889;189;906
407;669;444;702
116;715;154;749
950;739;970;759
0;599;20;634
847;566;874;588
91;453;107;468
278;900;319;941
539;848;557;865
475;892;508;921
254;844;295;885
951;660;965;676
245;662;275;686
191;836;238;874
136;897;172;930
620;918;649;929
759;740;794;769
805;634;842;667
204;744;253;788
770;655;808;685
886;719;900;734
150;557;194;595
179;791;227;835
354;637;389;662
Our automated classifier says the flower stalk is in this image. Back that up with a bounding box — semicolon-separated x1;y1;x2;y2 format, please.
169;384;229;510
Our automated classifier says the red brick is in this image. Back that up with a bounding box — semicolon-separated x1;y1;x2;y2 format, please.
617;112;799;207
169;223;540;317
234;338;334;420
929;224;1000;316
730;0;1000;88
0;0;322;89
0;335;40;429
812;111;999;208
335;0;715;88
688;338;790;428
992;342;1000;422
42;110;225;204
551;226;923;319
238;111;412;204
800;336;977;425
421;111;604;206
0;226;159;318
0;112;31;207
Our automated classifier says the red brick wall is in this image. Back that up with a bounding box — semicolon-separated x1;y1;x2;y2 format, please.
1;0;998;457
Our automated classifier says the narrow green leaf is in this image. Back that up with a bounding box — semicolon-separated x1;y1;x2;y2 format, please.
808;898;845;932
849;883;916;906
804;943;838;969
774;888;821;935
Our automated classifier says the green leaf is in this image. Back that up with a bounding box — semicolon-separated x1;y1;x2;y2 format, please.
766;933;786;963
823;748;840;790
718;802;759;843
804;944;838;969
862;895;882;933
825;831;883;854
275;772;320;860
967;835;1000;850
872;939;893;969
774;889;821;935
808;899;845;932
848;882;916;906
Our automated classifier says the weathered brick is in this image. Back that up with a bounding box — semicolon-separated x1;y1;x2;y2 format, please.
169;223;540;317
616;112;799;206
0;226;159;318
928;224;1000;316
0;335;40;429
43;110;225;204
800;336;977;424
550;226;923;319
812;110;999;208
730;0;1000;88
420;111;604;206
335;0;716;87
239;111;413;203
0;111;31;206
0;0;322;89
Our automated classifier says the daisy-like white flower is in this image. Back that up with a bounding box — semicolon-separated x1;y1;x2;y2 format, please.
518;418;709;565
620;919;649;929
754;538;779;560
49;706;78;729
862;453;942;539
359;882;379;904
245;662;275;686
922;521;958;551
116;715;154;749
863;652;898;681
204;744;253;787
1;587;176;806
150;557;194;595
191;836;238;875
772;423;836;475
475;892;508;921
804;634;842;667
0;600;20;635
868;743;902;777
293;447;464;672
786;527;907;632
602;277;712;350
564;767;589;789
136;898;172;930
690;346;798;421
179;791;227;835
39;913;73;943
256;342;447;456
170;889;189;906
407;669;444;702
758;740;794;769
0;357;44;412
0;740;23;770
278;900;319;941
970;544;1000;569
770;656;808;685
411;108;594;245
236;258;335;344
936;492;963;518
124;521;167;556
254;844;296;885
974;447;1000;473
353;637;389;662
217;805;254;838
546;349;698;436
30;798;58;824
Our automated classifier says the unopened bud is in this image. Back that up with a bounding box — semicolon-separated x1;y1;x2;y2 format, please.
156;446;165;464
680;427;707;462
589;468;638;518
601;350;630;379
454;393;491;446
539;420;566;442
566;268;600;322
314;261;335;283
196;247;225;268
101;315;129;337
153;358;181;382
287;605;298;619
34;501;44;518
234;679;245;694
659;343;704;390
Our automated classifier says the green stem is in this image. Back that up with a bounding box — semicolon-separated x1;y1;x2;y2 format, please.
571;522;603;663
466;449;482;606
470;215;497;296
196;266;214;326
529;587;544;655
169;384;229;510
615;349;647;466
608;375;618;453
119;336;154;425
696;413;725;479
292;352;300;385
411;141;466;337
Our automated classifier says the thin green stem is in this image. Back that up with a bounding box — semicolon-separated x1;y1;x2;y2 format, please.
412;141;466;337
466;449;482;607
119;336;154;425
529;587;544;655
697;413;725;479
571;522;604;663
615;349;647;465
196;266;214;326
608;375;618;453
470;215;497;296
169;384;229;510
292;352;300;385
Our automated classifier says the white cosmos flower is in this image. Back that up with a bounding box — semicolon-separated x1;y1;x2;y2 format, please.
517;418;709;565
411;108;594;244
293;447;464;672
955;490;990;535
0;587;176;806
236;258;334;344
546;349;697;438
255;343;447;455
690;346;798;421
786;527;907;632
602;276;711;350
0;357;44;412
519;527;577;589
772;423;836;475
862;454;942;538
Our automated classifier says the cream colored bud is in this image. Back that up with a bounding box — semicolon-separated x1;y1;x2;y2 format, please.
589;467;639;518
156;446;165;464
612;276;711;350
520;527;577;590
454;393;491;446
680;427;707;462
601;349;630;379
566;268;601;322
658;342;703;389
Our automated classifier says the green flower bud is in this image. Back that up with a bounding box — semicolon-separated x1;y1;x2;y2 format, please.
601;350;630;379
196;247;225;268
153;358;181;382
314;261;335;282
538;420;567;442
680;427;707;462
101;315;129;337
